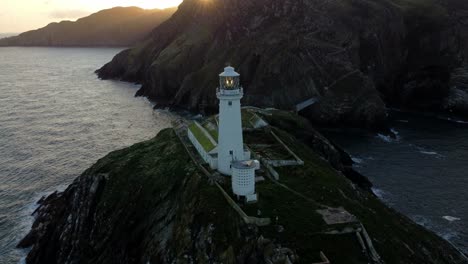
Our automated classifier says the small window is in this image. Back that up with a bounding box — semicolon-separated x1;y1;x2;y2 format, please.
228;101;232;106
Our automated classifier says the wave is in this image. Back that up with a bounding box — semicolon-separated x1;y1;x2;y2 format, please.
415;146;444;157
371;187;386;199
351;157;363;164
376;128;401;143
412;214;432;228
440;117;468;124
420;151;438;155
376;134;393;143
443;216;461;222
376;134;398;143
17;184;70;262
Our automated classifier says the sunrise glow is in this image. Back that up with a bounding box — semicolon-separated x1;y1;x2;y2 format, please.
0;0;183;34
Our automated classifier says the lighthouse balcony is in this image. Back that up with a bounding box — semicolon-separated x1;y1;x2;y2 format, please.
216;87;243;96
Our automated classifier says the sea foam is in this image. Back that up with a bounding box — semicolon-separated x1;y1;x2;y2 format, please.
442;216;461;222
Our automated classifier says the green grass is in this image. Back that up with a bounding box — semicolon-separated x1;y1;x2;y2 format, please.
201;120;219;141
189;122;216;152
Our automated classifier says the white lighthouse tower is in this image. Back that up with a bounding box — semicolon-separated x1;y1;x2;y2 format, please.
217;66;246;175
186;66;259;202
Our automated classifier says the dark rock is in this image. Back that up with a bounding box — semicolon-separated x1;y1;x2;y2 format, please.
443;67;468;117
96;0;468;128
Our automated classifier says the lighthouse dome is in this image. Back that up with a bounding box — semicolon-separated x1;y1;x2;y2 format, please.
219;66;240;77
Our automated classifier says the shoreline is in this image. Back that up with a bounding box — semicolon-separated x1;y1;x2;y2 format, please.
323;113;468;257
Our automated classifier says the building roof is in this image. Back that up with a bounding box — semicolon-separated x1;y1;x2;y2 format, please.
232;160;258;170
188;122;216;152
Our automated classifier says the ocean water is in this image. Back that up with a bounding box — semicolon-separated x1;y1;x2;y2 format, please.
324;111;468;255
0;47;173;263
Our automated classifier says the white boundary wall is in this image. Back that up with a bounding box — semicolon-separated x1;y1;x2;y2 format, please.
187;129;218;169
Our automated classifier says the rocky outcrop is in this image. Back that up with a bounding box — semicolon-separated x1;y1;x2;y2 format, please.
97;0;468;128
18;129;288;264
0;7;176;47
443;67;468;115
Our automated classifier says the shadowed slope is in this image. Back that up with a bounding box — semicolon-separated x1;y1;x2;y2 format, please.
97;0;468;128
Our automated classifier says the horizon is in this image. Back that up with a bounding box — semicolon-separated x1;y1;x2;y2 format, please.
0;0;182;34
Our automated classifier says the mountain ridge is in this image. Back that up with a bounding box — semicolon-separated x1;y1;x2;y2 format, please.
0;6;177;47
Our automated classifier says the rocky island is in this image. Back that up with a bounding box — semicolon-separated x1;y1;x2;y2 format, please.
18;108;468;263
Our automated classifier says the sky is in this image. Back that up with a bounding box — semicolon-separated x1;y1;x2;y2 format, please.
0;0;183;34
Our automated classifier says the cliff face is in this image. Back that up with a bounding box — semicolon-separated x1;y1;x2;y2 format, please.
19;113;468;264
97;0;468;128
18;130;269;264
0;7;176;47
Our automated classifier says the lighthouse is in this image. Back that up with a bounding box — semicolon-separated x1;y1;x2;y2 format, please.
216;66;246;175
187;66;259;202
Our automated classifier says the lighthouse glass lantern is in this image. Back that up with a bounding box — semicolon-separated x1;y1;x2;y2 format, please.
219;66;240;90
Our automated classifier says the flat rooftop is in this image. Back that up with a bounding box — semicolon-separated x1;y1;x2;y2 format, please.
232;160;257;169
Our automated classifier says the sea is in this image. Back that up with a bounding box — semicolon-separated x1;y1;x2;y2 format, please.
0;47;174;263
324;111;468;255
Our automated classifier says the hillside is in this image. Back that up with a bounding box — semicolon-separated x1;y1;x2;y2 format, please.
0;7;176;47
97;0;468;129
18;110;468;263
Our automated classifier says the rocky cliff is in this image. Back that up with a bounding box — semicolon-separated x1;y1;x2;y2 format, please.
0;7;176;47
96;0;468;129
18;112;468;264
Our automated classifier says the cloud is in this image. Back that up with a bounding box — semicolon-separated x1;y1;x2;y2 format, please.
49;9;90;19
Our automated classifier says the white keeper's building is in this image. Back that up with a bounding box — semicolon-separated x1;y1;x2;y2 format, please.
187;66;259;202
